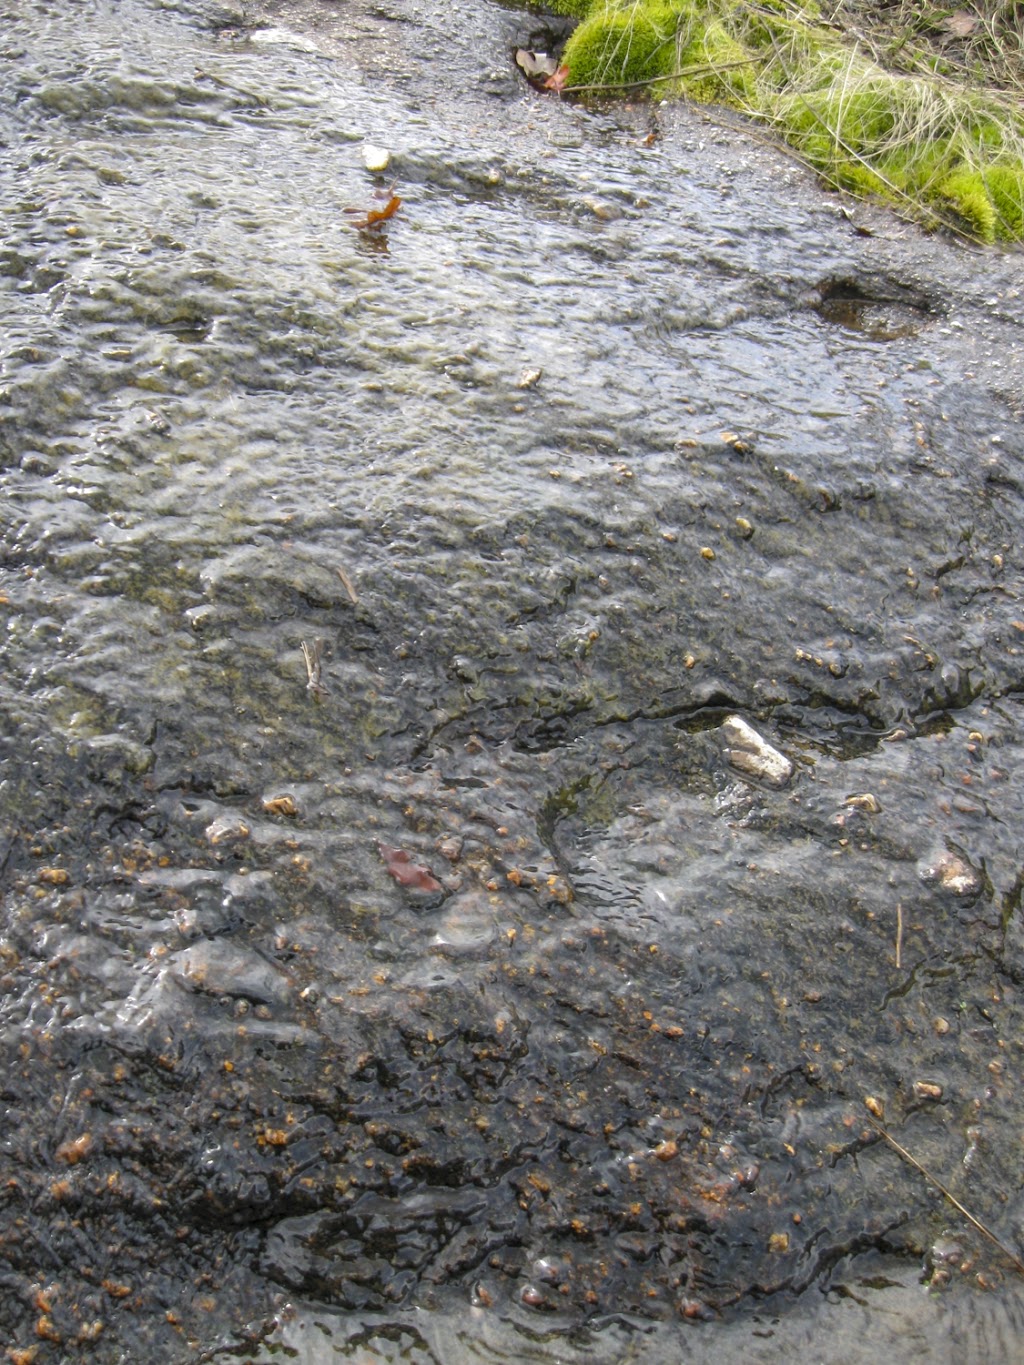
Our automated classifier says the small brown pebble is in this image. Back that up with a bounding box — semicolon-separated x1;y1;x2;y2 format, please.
34;1318;61;1344
922;850;982;897
30;1290;51;1315
700;546;716;560
768;1232;790;1254
55;1133;93;1165
205;815;250;846
653;1139;678;1162
437;837;462;862
262;794;297;817
864;1096;884;1119
913;1081;943;1101
934;1016;951;1035
38;868;69;885
679;1298;714;1320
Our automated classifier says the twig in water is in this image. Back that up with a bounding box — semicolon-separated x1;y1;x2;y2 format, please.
336;565;359;605
864;1110;1024;1276
301;639;329;701
896;901;903;969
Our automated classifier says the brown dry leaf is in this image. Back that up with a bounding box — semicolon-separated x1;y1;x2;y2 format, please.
940;11;978;37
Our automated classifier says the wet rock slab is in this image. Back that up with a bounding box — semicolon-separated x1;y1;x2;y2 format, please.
2;0;1024;1362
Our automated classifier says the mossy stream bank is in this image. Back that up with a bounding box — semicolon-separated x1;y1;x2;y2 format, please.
545;0;1024;242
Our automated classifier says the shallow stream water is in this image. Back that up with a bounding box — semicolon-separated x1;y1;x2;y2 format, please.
3;1;1024;1360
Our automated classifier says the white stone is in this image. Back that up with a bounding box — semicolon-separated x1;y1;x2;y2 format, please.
721;715;793;788
363;144;391;172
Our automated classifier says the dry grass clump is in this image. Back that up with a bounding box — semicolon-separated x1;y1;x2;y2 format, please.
552;0;1024;242
829;1;1024;96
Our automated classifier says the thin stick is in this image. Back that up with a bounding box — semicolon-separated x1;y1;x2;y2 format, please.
561;57;759;95
895;901;903;969
864;1112;1024;1276
336;565;359;605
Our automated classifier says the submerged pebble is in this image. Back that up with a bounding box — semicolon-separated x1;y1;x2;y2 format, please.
918;849;983;897
172;939;292;1005
721;715;794;788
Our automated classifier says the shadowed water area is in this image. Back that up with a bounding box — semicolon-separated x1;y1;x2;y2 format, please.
3;0;1024;1359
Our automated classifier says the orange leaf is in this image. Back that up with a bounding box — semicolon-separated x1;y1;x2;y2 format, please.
344;194;402;231
366;194;401;225
364;195;401;227
544;64;570;92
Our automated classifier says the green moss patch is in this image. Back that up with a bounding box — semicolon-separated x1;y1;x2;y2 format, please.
563;2;683;86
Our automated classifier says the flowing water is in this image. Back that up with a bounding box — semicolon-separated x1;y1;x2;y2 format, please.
3;1;1024;1360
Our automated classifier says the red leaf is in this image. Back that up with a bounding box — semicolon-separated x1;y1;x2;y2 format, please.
378;844;442;892
544;64;570;92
